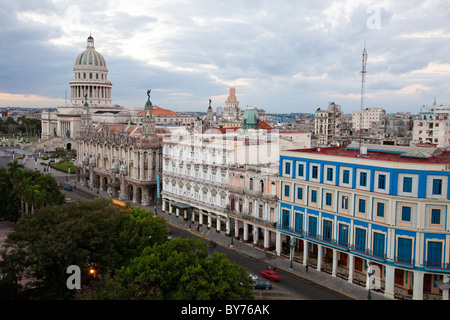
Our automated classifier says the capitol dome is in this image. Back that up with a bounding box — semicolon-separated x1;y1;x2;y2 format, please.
74;35;107;71
69;35;112;106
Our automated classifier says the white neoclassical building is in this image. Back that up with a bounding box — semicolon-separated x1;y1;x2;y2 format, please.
40;35;131;149
161;121;282;249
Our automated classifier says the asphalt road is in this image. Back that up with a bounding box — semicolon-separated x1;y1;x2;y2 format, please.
169;224;351;300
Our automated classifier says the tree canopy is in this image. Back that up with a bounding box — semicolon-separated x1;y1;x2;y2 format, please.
80;238;254;300
0;198;253;300
0;159;65;222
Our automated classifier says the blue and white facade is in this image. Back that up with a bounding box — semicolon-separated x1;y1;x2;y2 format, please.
277;144;450;300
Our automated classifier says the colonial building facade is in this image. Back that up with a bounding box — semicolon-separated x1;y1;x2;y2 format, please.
161;119;281;250
74;94;166;206
278;142;450;300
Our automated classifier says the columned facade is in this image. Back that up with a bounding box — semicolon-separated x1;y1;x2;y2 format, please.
278;144;450;300
161;126;280;251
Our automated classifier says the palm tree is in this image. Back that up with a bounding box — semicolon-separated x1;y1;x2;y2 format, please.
34;189;50;211
7;159;24;181
23;184;38;215
12;175;30;215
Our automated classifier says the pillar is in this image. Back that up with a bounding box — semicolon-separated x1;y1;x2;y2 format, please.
348;254;354;284
442;276;449;301
216;216;221;232
199;211;204;225
412;271;424;300
132;185;138;204
149;152;154;180
191;209;196;224
139;151;144;181
275;232;281;255
243;223;249;242
317;244;322;271
332;249;338;277
264;228;270;250
384;265;395;299
303;239;308;265
253;226;259;245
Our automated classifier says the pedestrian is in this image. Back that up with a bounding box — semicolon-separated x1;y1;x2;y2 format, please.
197;224;200;232
305;265;308;272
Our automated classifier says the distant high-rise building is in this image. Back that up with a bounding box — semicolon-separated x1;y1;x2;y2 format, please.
314;102;342;146
412;101;450;147
223;87;241;121
352;108;386;132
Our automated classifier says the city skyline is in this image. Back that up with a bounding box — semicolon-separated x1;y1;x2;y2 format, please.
1;1;450;114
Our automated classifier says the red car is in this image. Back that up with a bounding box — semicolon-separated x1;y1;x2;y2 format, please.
260;269;282;281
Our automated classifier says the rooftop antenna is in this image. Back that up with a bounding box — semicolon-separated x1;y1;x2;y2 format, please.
359;42;368;155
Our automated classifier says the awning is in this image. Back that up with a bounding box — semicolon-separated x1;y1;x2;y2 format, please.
435;279;450;290
171;202;193;210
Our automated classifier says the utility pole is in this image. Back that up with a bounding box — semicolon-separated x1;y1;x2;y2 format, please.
359;44;368;155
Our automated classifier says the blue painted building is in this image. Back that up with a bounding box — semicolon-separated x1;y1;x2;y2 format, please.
277;142;450;300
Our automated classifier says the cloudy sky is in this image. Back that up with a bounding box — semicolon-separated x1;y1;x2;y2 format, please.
1;0;450;114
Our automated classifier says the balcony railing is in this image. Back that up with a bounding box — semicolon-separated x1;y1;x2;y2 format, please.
424;261;450;270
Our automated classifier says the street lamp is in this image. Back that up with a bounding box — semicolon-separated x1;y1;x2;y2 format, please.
289;237;296;271
367;262;376;300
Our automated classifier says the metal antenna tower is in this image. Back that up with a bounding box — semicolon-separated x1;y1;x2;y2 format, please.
359;44;368;154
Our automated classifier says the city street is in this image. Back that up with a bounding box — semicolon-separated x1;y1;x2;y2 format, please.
170;224;351;300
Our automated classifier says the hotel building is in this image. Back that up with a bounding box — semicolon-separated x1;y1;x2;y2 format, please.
278;142;450;300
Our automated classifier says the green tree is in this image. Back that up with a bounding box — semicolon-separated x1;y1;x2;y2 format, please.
81;238;254;300
0;168;21;222
0;199;170;299
7;159;24;181
117;207;169;262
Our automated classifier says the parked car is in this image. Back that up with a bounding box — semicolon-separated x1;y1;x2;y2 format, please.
253;280;272;290
64;185;73;191
260;269;282;281
57;182;64;188
65;198;72;203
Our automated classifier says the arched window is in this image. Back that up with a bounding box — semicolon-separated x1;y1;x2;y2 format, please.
249;178;254;190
